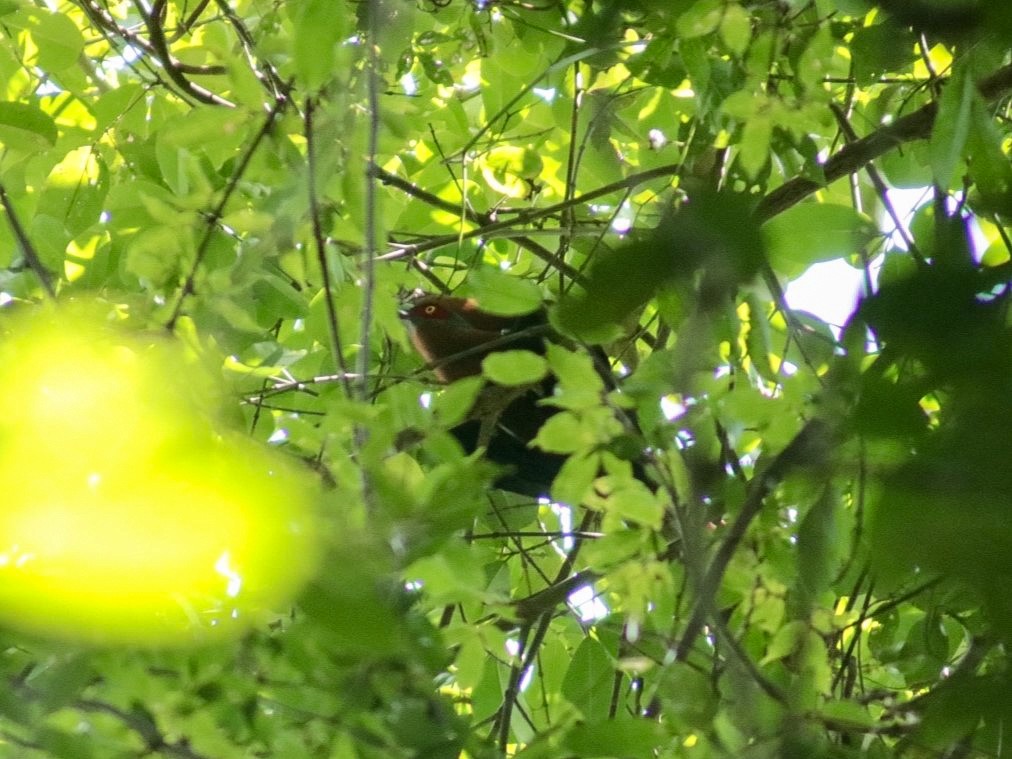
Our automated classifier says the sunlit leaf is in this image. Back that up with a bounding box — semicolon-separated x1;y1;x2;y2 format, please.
763;203;877;276
0;101;56;151
481;349;548;385
466;267;543;315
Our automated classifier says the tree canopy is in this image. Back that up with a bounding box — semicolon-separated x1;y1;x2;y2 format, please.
0;1;1011;757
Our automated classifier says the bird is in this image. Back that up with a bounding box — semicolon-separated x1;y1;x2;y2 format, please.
401;294;563;497
401;293;646;498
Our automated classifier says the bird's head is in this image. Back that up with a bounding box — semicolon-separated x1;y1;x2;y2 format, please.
401;294;547;382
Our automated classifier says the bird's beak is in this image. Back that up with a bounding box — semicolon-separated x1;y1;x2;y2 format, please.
398;307;418;330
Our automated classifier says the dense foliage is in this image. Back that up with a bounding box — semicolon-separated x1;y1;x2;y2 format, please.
1;0;1011;756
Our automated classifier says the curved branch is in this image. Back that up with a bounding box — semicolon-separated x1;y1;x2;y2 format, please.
141;0;235;107
77;700;212;759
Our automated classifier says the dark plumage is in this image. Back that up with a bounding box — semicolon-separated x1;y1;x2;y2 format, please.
402;293;650;498
401;295;566;497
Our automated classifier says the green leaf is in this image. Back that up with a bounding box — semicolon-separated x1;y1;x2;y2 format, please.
252;275;308;320
534;411;588;454
0;101;57;152
604;482;663;529
27;214;67;270
294;0;349;91
405;540;487;605
680;36;711;95
737;112;772;179
832;0;872;12
23;9;85;72
545;343;605;397
786;310;838;369
562;718;666;758
550;451;600;505
850;21;916;85
561;637;614;721
720;3;752;56
300;565;408;658
39;147;108;236
981;236;1011;267
31;655;96;710
797;487;839;602
361;0;416;66
432;376;484;428
465;268;543;315
126;226;184;284
158;108;249;153
745;293;776;381
930;61;975;191
479;145;544;197
481;349;547;386
554;190;764;341
582;529;644;569
676;0;723;38
966;94;1012;214
761;620;807;664
2;7;86;72
721;89;758;120
762;203;876;276
880;141;933;188
819;699;877;729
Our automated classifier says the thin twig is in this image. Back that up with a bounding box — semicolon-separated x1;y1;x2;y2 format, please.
213;0;288;97
375;162;682;262
176;0;213;38
357;7;382;405
373;165;588;283
495;509;598;749
0;183;56;298
829;102;924;263
166;84;292;330
306;98;353;398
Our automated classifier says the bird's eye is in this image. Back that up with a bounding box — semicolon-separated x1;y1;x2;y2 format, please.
412;302;449;320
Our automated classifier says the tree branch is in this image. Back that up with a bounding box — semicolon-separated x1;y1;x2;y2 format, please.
140;0;234;106
755;62;1012;223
